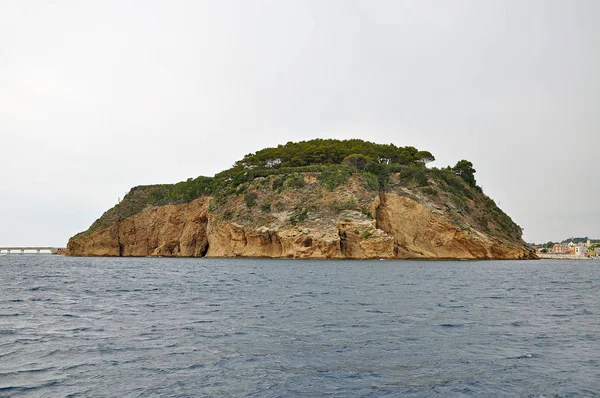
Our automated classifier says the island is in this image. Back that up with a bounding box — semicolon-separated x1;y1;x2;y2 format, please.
67;139;535;259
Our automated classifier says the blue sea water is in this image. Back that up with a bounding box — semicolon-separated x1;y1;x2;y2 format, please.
0;255;599;397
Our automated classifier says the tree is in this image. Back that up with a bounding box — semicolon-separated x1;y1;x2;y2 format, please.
414;150;435;164
452;160;477;187
365;162;391;190
342;154;372;170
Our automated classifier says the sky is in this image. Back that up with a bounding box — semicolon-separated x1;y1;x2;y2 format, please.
1;0;598;246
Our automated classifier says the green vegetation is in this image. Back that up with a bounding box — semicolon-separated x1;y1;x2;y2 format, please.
289;207;309;225
450;160;477;188
318;168;352;191
244;192;258;208
284;173;306;189
233;139;431;169
342;153;372;170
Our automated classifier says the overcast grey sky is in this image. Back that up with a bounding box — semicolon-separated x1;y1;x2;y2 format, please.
1;0;598;246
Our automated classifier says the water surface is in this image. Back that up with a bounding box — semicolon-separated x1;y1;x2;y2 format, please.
1;256;599;397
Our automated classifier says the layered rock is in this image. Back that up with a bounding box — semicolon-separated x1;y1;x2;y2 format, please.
67;188;534;259
375;193;530;259
68;198;210;257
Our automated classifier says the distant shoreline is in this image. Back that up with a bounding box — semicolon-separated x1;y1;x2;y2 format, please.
536;253;598;260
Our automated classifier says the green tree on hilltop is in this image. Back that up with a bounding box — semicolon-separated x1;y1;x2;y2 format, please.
414;150;435;164
452;160;477;187
343;154;372;170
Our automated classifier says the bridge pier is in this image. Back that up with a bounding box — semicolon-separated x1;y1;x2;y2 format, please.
0;247;66;255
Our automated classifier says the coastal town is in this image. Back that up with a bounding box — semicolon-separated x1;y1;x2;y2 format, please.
531;239;600;259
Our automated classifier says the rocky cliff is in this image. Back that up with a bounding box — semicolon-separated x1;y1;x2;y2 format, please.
67;172;535;260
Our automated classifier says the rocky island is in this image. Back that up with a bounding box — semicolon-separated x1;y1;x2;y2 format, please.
67;139;535;259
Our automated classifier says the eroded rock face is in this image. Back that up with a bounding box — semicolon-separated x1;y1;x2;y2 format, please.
375;193;533;259
67;192;534;259
67;224;120;257
67;198;211;257
204;219;394;259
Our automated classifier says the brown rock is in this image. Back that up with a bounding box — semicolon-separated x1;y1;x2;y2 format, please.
67;174;535;260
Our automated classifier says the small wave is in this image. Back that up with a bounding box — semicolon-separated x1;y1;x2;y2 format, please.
515;354;534;359
437;303;465;308
71;327;91;332
0;329;16;335
0;379;61;393
0;366;56;376
510;321;527;327
317;323;339;328
439;323;464;328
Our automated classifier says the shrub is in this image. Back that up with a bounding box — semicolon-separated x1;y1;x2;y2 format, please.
412;170;429;186
284;173;306;189
365;163;391;190
272;176;285;191
422;186;437;196
319;169;351;191
330;201;345;213
244;191;258;208
360;206;373;219
289;208;309;225
450;194;468;213
342;154;372;170
260;202;271;212
236;183;249;195
361;172;380;191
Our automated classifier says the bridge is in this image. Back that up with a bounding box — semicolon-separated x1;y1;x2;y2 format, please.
0;247;66;255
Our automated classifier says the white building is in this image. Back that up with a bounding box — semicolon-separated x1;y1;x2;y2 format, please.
575;245;588;257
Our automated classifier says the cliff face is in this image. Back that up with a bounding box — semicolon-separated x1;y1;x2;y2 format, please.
375;193;531;259
68;198;211;257
67;174;535;259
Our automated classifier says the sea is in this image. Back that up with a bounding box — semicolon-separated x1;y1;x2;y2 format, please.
0;255;598;397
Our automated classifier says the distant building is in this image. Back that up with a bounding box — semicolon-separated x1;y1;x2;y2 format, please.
553;244;569;254
575;245;588;257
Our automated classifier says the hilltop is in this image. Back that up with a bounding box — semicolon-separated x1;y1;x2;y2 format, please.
67;139;535;259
